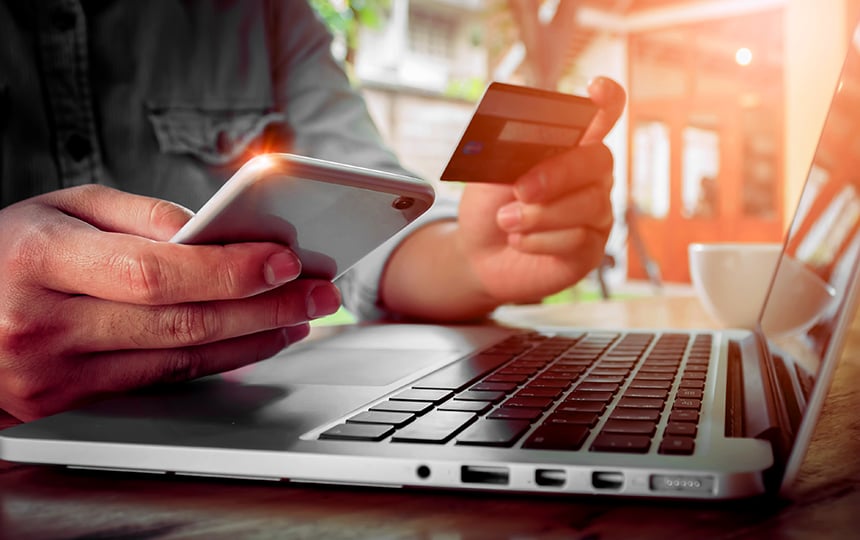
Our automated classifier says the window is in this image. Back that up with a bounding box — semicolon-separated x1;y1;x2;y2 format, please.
632;121;671;218
409;9;455;59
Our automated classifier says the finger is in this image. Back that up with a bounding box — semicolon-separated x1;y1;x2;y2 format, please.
514;143;613;204
580;76;627;146
43;184;195;241
497;186;614;235
61;280;340;351
508;227;608;263
32;214;303;304
81;325;310;395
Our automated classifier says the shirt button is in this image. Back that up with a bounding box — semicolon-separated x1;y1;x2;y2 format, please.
215;130;233;154
50;8;77;31
65;134;92;162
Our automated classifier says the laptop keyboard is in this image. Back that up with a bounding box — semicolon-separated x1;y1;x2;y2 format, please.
318;331;712;455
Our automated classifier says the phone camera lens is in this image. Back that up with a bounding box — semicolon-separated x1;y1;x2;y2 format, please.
392;197;414;210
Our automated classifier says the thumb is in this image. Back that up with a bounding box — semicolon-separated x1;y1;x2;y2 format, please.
44;185;195;241
580;76;627;146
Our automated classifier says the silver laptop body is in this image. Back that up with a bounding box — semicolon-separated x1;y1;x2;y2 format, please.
4;25;860;502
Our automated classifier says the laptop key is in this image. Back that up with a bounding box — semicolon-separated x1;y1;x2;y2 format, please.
665;422;697;436
676;388;704;399
617;397;664;409
456;419;532;447
659;436;695;455
515;387;562;399
576;382;620;393
523;424;590;451
556;401;606;414
590;433;652;453
566;390;614;402
623;387;668;400
370;400;433;415
546;411;599;426
347;411;414;427
411;352;514;391
485;374;530;384
470;382;518;393
455;390;506;403
609;407;660;422
590;368;630;376
668;409;699;423
583;375;624;384
630;379;671;389
439;400;493;414
392;388;453;404
684;364;709;372
529;378;572;389
488;407;544;422
635;373;674;381
674;398;702;410
602;419;657;436
502;396;554;410
638;366;678;374
390;410;477;444
320;423;393;441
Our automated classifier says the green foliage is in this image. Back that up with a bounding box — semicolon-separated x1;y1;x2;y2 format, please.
444;76;486;102
311;306;357;326
310;0;389;53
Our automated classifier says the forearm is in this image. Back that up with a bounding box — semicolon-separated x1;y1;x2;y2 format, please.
379;220;499;322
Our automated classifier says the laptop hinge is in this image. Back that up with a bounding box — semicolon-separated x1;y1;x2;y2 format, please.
732;334;794;490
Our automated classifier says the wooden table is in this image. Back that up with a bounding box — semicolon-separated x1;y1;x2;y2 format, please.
3;295;860;539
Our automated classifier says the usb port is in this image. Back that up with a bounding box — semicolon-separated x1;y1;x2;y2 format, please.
536;468;566;487
461;465;509;485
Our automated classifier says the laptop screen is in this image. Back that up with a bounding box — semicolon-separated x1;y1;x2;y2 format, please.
761;22;860;484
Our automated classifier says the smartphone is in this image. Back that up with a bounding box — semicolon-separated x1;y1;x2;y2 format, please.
170;153;435;280
440;82;597;183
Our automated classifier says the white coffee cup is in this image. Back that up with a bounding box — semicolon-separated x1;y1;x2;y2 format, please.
688;242;835;335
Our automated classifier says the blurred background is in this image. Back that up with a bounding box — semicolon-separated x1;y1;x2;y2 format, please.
310;0;860;310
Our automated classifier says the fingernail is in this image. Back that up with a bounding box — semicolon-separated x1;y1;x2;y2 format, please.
516;171;546;202
588;76;607;91
283;324;310;344
264;251;301;286
497;202;523;232
307;284;341;319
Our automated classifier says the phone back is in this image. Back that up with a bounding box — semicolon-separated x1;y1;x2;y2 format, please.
171;154;435;279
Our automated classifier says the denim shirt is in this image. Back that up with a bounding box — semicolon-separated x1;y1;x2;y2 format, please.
0;0;456;320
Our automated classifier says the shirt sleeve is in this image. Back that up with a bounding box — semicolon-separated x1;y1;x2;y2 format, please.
267;1;460;320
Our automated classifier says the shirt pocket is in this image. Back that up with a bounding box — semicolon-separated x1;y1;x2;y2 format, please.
146;105;288;166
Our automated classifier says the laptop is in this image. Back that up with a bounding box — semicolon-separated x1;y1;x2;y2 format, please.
4;35;860;503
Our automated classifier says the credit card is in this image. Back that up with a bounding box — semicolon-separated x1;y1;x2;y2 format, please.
440;82;597;183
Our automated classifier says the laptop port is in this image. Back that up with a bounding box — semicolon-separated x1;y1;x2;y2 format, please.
650;474;715;493
461;465;509;485
592;471;624;490
535;468;566;487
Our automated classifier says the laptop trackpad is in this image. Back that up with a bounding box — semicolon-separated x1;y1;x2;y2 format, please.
242;348;460;387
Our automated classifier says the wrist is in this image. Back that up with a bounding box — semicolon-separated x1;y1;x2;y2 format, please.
379;220;500;322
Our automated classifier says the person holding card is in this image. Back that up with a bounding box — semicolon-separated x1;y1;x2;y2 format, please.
0;1;625;420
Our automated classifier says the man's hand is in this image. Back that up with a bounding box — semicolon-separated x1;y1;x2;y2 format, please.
0;185;341;420
457;76;625;303
381;76;626;321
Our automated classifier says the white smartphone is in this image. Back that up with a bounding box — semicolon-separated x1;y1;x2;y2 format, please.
170;153;435;280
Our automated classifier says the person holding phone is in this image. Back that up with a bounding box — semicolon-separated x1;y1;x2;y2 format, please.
0;1;625;420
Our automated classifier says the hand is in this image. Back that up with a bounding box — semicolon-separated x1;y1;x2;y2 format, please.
0;185;341;420
456;76;626;304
